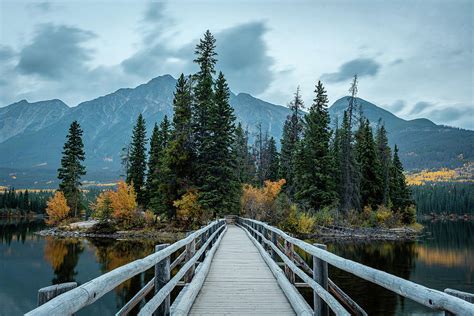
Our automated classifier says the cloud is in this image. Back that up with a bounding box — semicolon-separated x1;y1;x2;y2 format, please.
428;106;474;129
0;45;15;62
321;58;381;83
390;58;404;66
28;2;52;12
216;22;274;95
385;99;406;113
16;24;95;79
409;101;432;115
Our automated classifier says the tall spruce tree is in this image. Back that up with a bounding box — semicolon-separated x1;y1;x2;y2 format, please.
294;81;336;212
279;87;304;197
146;116;171;210
234;123;256;184
390;145;413;222
355;117;383;209
58;120;86;217
339;76;361;212
200;72;239;215
127;114;147;206
266;137;280;181
375;123;392;206
159;74;195;218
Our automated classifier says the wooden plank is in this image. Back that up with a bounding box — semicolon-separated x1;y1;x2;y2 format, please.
116;279;154;316
243;218;474;315
189;225;308;316
26;219;225;316
329;279;367;316
184;232;196;283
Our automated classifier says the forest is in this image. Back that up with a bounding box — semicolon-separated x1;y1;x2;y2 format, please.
29;31;416;232
412;183;473;216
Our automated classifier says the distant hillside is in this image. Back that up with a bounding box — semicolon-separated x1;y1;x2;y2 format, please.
0;74;472;187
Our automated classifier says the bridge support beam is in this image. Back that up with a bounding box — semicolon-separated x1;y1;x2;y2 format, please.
185;232;196;283
155;244;170;316
284;240;295;284
37;282;77;307
313;244;329;316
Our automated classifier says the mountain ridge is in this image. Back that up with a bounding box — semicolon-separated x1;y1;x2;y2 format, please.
1;74;472;188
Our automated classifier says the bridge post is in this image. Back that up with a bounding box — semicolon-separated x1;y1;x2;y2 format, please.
37;282;77;307
185;232;196;283
284;240;295;284
155;244;170;316
313;243;328;316
199;225;207;262
271;230;278;260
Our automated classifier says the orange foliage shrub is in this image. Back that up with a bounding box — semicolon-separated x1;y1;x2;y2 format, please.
91;190;113;221
46;191;70;225
110;181;139;227
173;189;208;228
241;179;286;221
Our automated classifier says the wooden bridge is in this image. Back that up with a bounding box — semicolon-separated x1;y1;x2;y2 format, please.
27;217;474;316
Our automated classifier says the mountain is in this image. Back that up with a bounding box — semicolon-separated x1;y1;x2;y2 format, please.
0;99;69;143
0;74;472;187
329;97;474;170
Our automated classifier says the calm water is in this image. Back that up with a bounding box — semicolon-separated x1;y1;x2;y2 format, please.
0;219;472;315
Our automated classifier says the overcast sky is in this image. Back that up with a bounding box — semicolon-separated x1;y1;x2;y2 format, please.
0;0;472;129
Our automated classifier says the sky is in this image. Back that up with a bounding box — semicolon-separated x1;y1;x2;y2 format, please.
0;0;473;129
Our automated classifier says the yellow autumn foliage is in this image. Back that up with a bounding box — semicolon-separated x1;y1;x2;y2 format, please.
91;190;113;221
45;191;70;225
110;181;139;226
173;189;208;227
406;163;473;185
241;179;286;221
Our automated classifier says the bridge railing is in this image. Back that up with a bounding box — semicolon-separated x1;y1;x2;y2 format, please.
237;217;474;316
26;219;227;316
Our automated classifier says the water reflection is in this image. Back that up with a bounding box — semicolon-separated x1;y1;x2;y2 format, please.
0;219;472;315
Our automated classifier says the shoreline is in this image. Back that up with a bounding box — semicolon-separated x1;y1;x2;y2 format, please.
36;223;423;242
299;225;423;241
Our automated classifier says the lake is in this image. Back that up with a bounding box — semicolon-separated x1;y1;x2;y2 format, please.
0;219;472;315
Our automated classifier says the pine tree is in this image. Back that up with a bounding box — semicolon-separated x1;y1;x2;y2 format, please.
200;71;239;215
390;145;413;222
266;137;280;181
339;76;361;213
146;117;170;209
355;117;383;209
294;81;337;212
193;30;217;189
279;87;304;197
58;120;86;217
127;114;147;206
375;123;392;206
234;123;256;184
159;74;195;218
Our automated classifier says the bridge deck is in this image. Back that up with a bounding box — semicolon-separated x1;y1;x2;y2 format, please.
189;225;295;315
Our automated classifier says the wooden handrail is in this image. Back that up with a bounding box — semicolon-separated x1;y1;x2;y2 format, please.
239;217;474;315
26;219;226;316
138;223;226;315
240;221;350;316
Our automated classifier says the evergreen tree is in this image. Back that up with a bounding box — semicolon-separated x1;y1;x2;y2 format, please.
295;81;337;212
146;117;170;209
58;120;86;217
339;76;361;213
266;137;280;181
127;114;147;206
375;123;392;206
279;87;304;197
390;145;413;222
234;123;256;184
355;117;383;209
200;72;239;215
159;74;195;218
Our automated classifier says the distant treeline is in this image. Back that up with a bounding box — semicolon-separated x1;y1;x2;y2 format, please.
0;189;53;214
411;183;474;215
